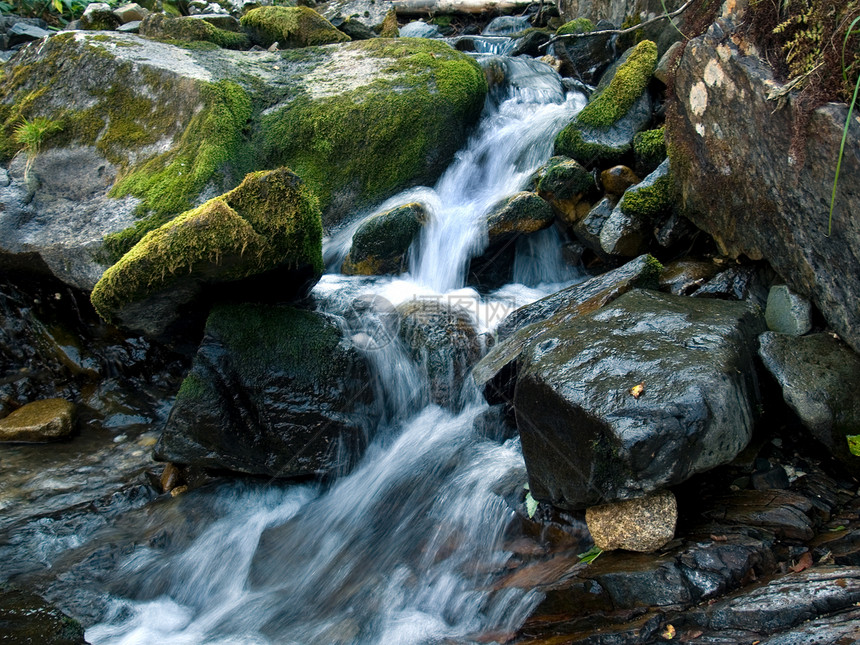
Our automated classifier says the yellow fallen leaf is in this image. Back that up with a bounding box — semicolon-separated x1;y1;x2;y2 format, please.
629;382;645;399
661;624;675;640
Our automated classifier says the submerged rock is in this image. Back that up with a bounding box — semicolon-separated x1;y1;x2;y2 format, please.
0;398;76;443
240;6;350;48
758;332;860;474
342;203;427;276
515;289;764;509
90;168;323;337
555;41;657;168
398;299;484;410
156;304;374;478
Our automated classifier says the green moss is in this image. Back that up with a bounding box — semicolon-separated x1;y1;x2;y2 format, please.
240;5;350;48
105;80;253;259
342;202;425;274
140;14;251;49
379;8;399;37
177;371;210;400
536;156;593;199
576;40;657;128
91;168;323;322
554;127;630;167
556;18;595;36
633;125;666;174
258;38;486;217
621;174;674;219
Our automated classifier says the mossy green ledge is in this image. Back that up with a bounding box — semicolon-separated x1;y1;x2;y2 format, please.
0;33;486;291
240;6;350;49
90;167;323;337
554;40;658;169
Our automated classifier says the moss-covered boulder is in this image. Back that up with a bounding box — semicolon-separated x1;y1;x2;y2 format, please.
554;40;657;168
240;6;349;48
341;202;427;276
0;32;486;290
155;304;374;478
486;191;553;243
140;13;250;49
91;168;323;336
532;156;594;225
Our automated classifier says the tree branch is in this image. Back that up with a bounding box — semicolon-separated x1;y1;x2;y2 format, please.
539;0;695;51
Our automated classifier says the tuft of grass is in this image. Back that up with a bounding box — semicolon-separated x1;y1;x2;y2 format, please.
13;116;62;181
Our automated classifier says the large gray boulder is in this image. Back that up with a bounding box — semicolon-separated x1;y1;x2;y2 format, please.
0;32;486;290
667;17;860;354
514;289;764;509
155;304;375;478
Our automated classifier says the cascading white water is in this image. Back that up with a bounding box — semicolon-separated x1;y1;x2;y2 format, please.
86;52;586;645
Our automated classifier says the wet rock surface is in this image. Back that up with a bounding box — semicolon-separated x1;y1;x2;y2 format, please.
515;289;765;509
156;303;375;478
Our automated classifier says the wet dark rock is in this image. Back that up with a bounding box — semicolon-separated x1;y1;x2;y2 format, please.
549;19;617;85
653;210;697;249
515;290;764;509
335;17;376;40
658;259;720;296
397;299;484;411
750;465;790;491
486;192;554;243
80;2;121;30
689;566;860;633
342;203;427;276
667;19;860;354
0;587;87;644
0;398;77;443
510;30;551;57
156;304;375;478
694;264;772;309
700;490;816;542
758;332;860;475
475;254;661;404
573;196;615;257
8;22;51;47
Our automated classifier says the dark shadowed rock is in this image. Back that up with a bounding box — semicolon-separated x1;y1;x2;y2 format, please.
667;18;860;354
156;304;374;478
758;332;860;474
0;587;87;644
342;203;427;276
514;289;764;509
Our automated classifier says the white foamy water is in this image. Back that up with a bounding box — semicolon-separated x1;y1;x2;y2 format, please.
87;51;586;645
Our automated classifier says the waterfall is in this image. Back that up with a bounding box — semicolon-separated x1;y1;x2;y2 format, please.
86;52;586;645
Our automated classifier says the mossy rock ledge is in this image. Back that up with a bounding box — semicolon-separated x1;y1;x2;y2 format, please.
0;32;487;290
554;40;658;169
90;167;323;338
240;5;350;49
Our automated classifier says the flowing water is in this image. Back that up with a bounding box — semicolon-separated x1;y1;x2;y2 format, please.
31;54;587;645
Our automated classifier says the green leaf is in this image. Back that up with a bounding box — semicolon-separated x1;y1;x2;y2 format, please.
52;0;62;12
577;545;603;564
525;488;538;519
847;434;860;456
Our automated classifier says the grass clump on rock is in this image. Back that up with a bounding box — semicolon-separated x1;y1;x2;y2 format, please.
240;6;350;48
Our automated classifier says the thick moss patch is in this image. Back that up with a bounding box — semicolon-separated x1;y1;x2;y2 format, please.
90;167;323;324
576;40;657;128
633;125;666;175
140;13;251;50
259;38;487;222
240;6;350;48
104;80;253;259
556;18;595;36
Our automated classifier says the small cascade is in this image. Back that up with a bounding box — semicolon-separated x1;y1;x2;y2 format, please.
84;48;587;645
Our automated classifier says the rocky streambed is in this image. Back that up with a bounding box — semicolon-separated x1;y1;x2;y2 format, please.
1;0;860;643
